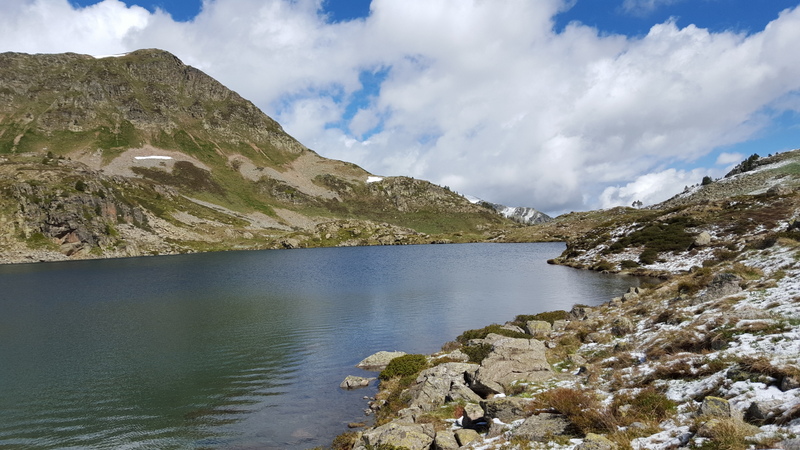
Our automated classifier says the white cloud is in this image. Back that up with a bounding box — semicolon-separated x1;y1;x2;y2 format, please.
599;167;706;209
621;0;683;16
2;0;800;215
716;152;745;166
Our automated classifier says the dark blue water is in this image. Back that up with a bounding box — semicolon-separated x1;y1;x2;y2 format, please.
0;243;643;449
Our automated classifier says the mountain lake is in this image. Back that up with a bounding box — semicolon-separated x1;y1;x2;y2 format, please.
0;242;647;449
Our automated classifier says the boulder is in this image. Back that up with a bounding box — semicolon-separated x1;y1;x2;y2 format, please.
356;351;407;371
433;430;459;450
454;428;481;446
745;399;785;424
576;433;618;450
471;335;552;396
406;362;479;411
780;375;800;392
698;396;736;419
694;231;712;247
552;319;568;331
481;396;533;423
340;375;376;389
525;320;552;337
702;274;742;301
460;403;486;430
511;413;573;442
570;305;592;320
356;422;435;450
448;380;482;404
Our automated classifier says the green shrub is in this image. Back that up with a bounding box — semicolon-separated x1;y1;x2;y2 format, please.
639;248;658;265
461;343;492;364
456;324;530;343
620;259;640;269
379;354;428;381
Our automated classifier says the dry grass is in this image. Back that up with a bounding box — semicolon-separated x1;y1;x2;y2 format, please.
693;417;759;450
532;388;616;435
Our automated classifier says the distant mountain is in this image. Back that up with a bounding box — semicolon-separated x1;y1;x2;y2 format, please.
0;49;512;263
487;203;552;225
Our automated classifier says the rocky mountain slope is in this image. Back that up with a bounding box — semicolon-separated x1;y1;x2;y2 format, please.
334;151;800;450
0;49;515;263
486;203;552;225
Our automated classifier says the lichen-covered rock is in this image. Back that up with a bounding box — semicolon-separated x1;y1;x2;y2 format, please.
525;320;552;337
454;428;481;446
356;351;407;371
470;335;552;396
433;430;459;450
355;422;435;450
699;396;735;418
406;362;479;411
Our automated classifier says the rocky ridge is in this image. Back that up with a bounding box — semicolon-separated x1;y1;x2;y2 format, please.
0;50;523;264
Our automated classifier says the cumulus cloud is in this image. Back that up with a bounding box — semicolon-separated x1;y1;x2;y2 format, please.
599;167;707;209
716;152;745;166
2;0;800;215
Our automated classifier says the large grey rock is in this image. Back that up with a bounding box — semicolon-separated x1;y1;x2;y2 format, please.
340;375;376;389
454;428;481;446
356;422;435;450
406;362;479;411
511;413;573;442
699;396;736;419
525;320;552;337
481;396;533;423
471;335;552;396
702;274;743;301
694;231;712;247
448;381;482;404
433;430;459;450
356;351;407;371
461;402;486;430
745;398;786;424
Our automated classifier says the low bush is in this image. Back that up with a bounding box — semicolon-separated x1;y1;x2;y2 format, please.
620;259;640;269
379;354;428;381
460;343;492;364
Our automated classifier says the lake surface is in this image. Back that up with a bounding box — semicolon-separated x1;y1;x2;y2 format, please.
0;242;645;449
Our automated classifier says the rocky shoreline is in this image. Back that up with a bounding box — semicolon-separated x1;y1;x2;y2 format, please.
337;238;800;450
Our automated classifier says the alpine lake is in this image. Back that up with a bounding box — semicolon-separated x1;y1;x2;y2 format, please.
0;242;648;449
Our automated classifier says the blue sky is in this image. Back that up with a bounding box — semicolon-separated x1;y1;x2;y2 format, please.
5;0;800;214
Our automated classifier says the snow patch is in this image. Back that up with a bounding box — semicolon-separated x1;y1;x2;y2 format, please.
366;176;383;183
134;156;173;160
